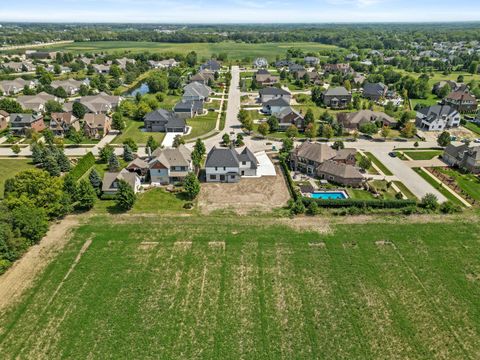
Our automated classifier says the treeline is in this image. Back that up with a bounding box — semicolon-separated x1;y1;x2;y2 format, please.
2;23;480;49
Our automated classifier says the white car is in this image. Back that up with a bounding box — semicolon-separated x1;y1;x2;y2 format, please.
474;138;480;143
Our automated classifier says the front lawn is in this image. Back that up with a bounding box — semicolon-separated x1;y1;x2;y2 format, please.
403;150;443;161
112;118;166;145
413;167;465;207
464;122;480;136
185;111;218;140
436;168;480;202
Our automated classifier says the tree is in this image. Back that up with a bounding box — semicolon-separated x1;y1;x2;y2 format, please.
72;102;86;120
421;193;439;211
235;134;244;147
469;61;479;75
438;83;451;98
123;144;134;162
414;141;419;148
267;116;279;133
281;138;294;154
108;153;120;171
115;180;136;211
321;124;334;139
304;109;314;126
99;145;114;163
222;133;231;146
186;51;197;67
172;135;185;148
31;143;45;164
304;123;316;139
286;125;299;139
45;100;63;114
258;122;269;137
242;117;254;134
332;140;345;150
11;205;49;244
358;156;372;171
112;112;125;131
122;138;138;152
44;155;61;176
306;201;319;216
146;136;159;153
146;71;168;93
401;122;417;138
0;98;22;113
380;126;391;139
184;172;200;200
75;180;96;210
89;168;102;194
193;138;206;158
4;169;71;219
359;122;378;135
57;151;71;172
437;131;451;147
11;145;21;156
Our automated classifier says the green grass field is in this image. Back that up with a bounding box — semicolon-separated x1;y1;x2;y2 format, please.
436;168;480;202
0;159;35;198
112;118;166;145
413;167;465;207
1;205;480;358
464;122;480;136
38;41;338;61
403;150;443;161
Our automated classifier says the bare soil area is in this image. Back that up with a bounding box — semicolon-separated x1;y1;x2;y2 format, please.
198;168;290;214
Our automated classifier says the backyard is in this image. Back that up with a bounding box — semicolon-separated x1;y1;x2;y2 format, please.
0;159;35;198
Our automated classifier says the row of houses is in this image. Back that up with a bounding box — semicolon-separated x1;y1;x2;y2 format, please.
103;144;260;194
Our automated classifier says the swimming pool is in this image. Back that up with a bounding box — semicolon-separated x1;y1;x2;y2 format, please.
310;191;348;200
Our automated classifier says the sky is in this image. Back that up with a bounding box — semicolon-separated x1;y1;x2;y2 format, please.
1;0;480;23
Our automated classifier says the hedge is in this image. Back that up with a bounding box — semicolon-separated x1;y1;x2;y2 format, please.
279;158;298;201
302;197;417;209
69;152;96;182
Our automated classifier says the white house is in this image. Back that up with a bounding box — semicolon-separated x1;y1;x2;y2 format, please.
205;147;258;183
415;105;461;131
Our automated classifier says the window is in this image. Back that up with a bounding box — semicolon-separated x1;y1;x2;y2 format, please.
210;175;216;180
230;175;235;179
242;161;246;165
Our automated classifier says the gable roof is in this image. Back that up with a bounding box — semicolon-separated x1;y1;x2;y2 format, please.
337;110;396;127
205;147;240;168
102;169;139;192
183;82;212;99
417;105;459;123
263;97;290;107
10;113;42;125
292;142;337;163
259;87;290;96
363;82;388;97
150;145;191;168
324;87;350;97
237;147;258;169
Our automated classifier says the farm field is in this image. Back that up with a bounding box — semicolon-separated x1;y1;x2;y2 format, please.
37;41;338;60
1;210;480;359
0;159;35;198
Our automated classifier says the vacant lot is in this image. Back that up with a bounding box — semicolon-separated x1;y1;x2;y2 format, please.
0;159;35;198
0;210;480;359
198;170;290;214
38;41;338;60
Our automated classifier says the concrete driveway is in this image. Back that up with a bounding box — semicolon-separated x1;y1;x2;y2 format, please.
254;151;276;177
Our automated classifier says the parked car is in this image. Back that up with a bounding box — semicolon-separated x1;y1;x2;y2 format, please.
388;152;397;158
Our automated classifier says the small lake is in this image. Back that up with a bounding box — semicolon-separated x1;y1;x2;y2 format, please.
125;82;149;96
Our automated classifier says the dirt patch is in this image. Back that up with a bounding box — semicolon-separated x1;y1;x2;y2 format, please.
0;216;80;313
208;241;225;250
278;217;332;234
174;241;192;250
139;241;159;250
198;166;290;215
375;240;393;246
308;242;326;248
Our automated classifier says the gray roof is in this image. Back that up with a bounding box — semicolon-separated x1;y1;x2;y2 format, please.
316;160;363;180
363;82;387;97
324;87;350;97
264;97;290;107
237;147;258;169
201;60;221;71
205;147;239;168
174;99;203;112
292;142;337;163
417;105;458;123
102;169;139;192
259;87;290;96
183;82;212;99
10;113;42;125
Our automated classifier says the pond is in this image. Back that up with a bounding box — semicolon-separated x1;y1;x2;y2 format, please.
125;82;149;96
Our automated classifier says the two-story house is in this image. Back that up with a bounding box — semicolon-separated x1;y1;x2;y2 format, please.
322;87;352;109
415;105;461;131
148;145;192;185
205;147;258;183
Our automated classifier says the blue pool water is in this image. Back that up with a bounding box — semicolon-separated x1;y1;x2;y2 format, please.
310;191;348;200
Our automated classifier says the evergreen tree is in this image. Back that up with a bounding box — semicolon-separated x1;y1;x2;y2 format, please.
89;168;102;193
123;144;134;162
146;136;159;153
56;151;71;172
116;180;136;211
44;155;61;177
75;180;96;210
108;153;120;171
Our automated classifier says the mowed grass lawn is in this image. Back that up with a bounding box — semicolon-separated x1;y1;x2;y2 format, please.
403;150;443;160
112;118;166;145
1;211;480;358
38;41;338;60
0;159;35;198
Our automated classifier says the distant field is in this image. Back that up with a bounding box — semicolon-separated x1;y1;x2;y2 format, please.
1;209;480;358
37;41;338;60
0;159;35;198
